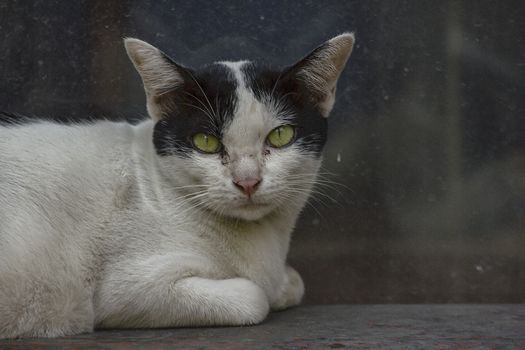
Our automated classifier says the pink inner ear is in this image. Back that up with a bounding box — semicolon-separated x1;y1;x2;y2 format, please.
125;37;188;122
288;33;354;117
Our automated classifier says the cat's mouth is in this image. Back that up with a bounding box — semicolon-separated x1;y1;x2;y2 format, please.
238;200;270;210
227;200;274;221
237;197;271;211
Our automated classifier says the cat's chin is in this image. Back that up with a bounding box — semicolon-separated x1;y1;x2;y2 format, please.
222;202;275;221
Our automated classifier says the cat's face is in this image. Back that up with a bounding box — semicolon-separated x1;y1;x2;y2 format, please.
125;34;354;220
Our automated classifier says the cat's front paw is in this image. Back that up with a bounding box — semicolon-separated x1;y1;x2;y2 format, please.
224;278;270;325
271;265;304;311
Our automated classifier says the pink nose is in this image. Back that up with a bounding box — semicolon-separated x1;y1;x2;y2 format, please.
233;178;261;197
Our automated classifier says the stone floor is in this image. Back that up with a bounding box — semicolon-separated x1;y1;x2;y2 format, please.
2;305;524;349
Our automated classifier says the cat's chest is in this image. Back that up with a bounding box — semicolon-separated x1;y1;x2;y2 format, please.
212;219;291;300
136;207;294;301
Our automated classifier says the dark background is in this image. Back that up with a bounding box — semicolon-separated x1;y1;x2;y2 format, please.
1;0;524;303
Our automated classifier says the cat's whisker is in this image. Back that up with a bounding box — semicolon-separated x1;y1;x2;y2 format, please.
214;94;223;131
172;184;213;190
270;71;283;98
272;191;323;217
288;182;345;207
185;71;219;123
287;180;342;194
174;192;209;203
179;102;216;123
284;173;353;193
180;91;219;130
181;90;209;110
171;195;211;218
264;90;297;122
284;187;327;203
183;91;213;114
176;190;211;202
306;189;340;205
277;181;340;209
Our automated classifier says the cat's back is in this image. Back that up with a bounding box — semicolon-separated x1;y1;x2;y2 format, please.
0;119;133;165
0;119;139;236
0;119;145;188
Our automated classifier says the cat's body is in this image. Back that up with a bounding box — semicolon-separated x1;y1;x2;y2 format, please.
0;34;354;338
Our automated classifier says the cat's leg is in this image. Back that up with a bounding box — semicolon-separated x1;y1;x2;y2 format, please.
0;269;95;339
95;254;270;328
270;265;304;311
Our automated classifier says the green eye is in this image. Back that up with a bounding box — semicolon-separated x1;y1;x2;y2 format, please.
267;125;295;148
192;133;221;153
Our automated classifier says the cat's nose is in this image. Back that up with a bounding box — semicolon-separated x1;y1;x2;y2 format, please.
233;178;261;197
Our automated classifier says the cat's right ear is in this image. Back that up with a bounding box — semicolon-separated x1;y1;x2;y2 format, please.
286;33;355;118
124;38;188;121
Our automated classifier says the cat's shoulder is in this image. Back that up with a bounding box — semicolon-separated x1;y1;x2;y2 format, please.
0;112;141;133
0;113;150;155
0;111;150;127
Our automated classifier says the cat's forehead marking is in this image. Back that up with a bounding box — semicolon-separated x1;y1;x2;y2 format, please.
217;60;249;86
218;60;278;155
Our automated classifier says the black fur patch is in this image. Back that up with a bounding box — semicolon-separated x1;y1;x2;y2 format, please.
154;60;328;157
153;63;238;157
0;112;32;125
241;62;328;155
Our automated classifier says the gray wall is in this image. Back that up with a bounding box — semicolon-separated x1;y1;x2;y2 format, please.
1;0;524;303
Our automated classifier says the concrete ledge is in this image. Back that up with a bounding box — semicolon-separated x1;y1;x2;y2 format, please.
2;305;524;349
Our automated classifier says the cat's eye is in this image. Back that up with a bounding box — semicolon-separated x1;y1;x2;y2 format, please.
266;125;295;148
192;133;221;153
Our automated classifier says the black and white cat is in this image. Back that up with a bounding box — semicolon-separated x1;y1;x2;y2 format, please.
0;33;354;338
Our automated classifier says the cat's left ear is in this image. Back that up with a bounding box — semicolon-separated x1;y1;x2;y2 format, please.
124;38;189;120
288;33;355;117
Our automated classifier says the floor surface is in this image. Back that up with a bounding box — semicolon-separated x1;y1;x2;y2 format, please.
2;305;524;349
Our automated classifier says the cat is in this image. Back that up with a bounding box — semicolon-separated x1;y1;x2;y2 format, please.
0;33;354;338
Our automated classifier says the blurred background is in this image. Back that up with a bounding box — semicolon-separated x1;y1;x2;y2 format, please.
1;0;523;303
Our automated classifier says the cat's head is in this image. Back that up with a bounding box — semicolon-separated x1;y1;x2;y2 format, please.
125;34;354;221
